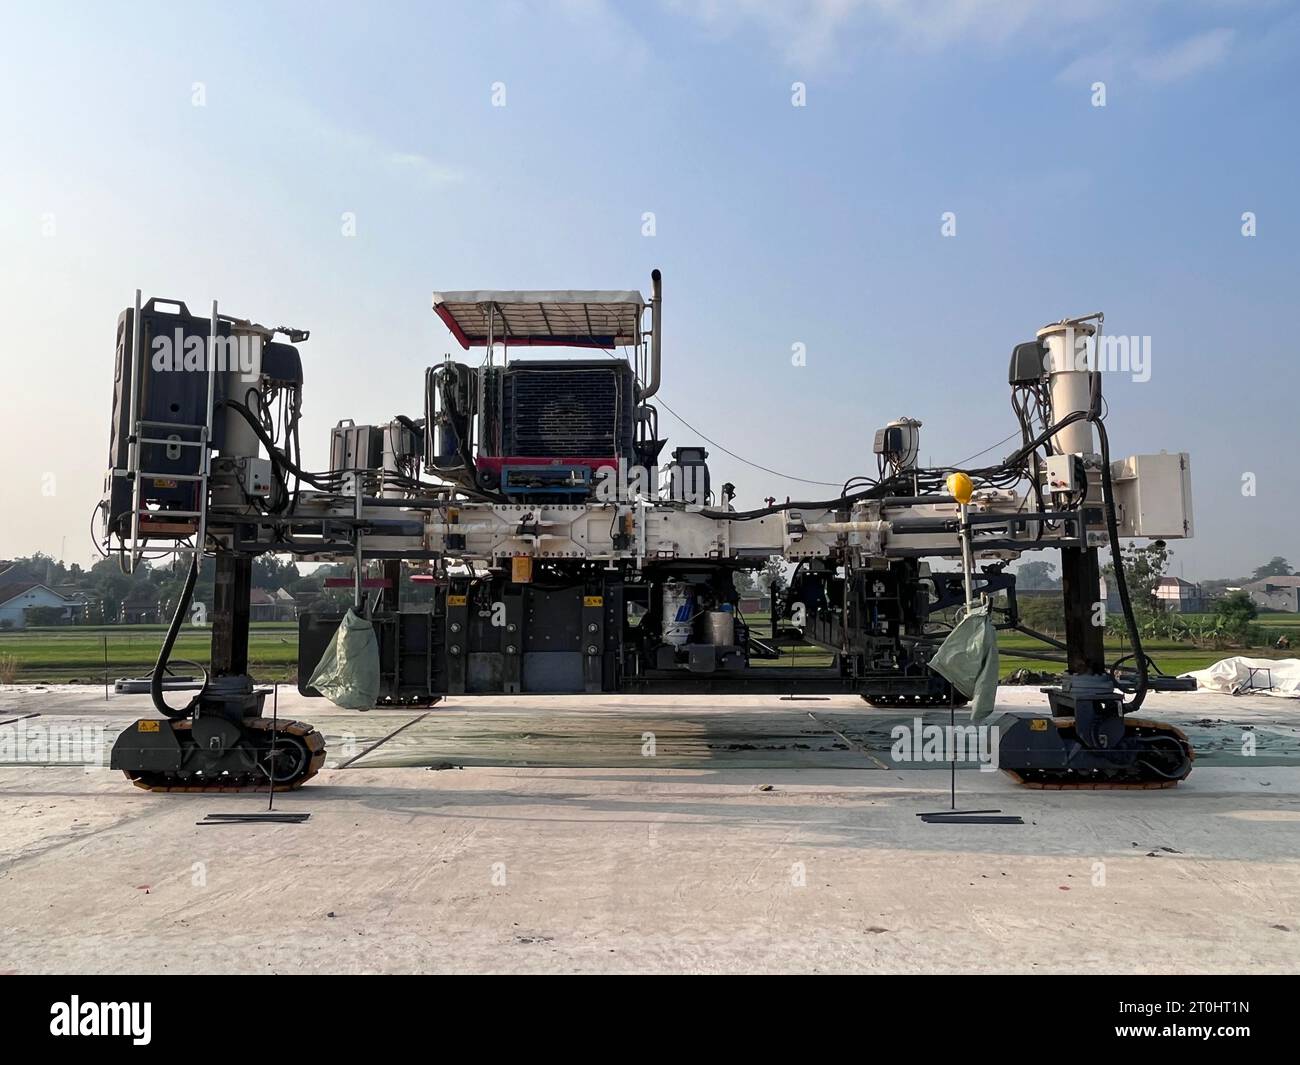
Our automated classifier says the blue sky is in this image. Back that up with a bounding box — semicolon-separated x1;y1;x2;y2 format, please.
1;0;1297;579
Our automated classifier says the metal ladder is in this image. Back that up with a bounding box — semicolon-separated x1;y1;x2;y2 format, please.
123;291;219;572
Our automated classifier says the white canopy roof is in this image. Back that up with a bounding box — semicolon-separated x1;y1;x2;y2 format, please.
431;289;645;349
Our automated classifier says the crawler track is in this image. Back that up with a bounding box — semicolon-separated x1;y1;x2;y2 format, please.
1002;717;1194;790
122;717;327;793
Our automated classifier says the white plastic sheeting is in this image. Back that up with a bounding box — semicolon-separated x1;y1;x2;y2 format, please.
1181;656;1300;698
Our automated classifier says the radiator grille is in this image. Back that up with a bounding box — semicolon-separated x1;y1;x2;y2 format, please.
500;364;631;456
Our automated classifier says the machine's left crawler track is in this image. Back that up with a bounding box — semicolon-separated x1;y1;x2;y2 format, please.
113;716;326;793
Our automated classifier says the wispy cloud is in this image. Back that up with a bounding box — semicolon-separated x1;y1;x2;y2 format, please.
557;0;651;71
384;151;463;186
1139;27;1236;82
668;0;1120;67
1057;27;1237;87
667;0;1250;80
272;96;466;188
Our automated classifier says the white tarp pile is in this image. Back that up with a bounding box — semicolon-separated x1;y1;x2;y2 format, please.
1181;656;1300;698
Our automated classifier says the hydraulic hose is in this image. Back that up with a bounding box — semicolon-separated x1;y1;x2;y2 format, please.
150;551;208;719
222;399;338;490
1091;415;1147;713
222;397;507;505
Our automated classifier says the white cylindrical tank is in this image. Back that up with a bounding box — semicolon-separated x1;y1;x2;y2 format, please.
1037;320;1097;457
381;420;419;499
704;607;735;647
220;327;265;459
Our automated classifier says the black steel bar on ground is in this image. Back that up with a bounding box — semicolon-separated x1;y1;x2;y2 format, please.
950;688;956;810
919;814;1024;825
337;712;431;769
267;682;277;812
917;809;1002;816
805;711;890;769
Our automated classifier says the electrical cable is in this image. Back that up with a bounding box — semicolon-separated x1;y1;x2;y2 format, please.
945;430;1024;469
149;550;208;720
1092;414;1148;713
652;395;847;488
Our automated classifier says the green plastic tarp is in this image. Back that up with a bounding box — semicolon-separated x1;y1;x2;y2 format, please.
306;608;380;709
928;602;1000;721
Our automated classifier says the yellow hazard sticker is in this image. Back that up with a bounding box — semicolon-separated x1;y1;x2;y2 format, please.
1029;719;1048;732
447;595;467;607
583;596;604;607
138;720;161;733
152;478;177;489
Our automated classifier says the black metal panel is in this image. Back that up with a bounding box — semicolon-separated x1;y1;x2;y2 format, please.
445;585;470;694
521;651;584;692
467;652;504;692
110;719;184;773
524;586;583;652
105;301;230;534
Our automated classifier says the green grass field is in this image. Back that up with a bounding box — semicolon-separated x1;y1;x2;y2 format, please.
0;623;301;683
1;616;1295;685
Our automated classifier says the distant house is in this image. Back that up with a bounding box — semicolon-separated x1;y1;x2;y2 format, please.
1154;576;1204;614
274;587;298;619
250;587;298;622
1244;575;1300;613
120;591;160;624
738;593;771;614
0;582;82;629
1019;577;1118;611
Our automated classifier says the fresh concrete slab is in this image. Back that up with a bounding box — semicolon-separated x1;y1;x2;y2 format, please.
0;685;1297;973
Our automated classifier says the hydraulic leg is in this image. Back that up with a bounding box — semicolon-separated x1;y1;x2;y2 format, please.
212;552;251;676
996;545;1193;787
111;550;326;792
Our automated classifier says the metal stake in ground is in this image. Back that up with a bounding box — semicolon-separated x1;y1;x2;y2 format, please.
268;681;277;811
917;473;1024;826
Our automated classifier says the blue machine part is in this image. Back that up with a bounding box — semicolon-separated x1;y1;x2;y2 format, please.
500;465;593;495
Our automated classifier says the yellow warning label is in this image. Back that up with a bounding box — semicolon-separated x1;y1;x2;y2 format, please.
138;720;161;733
583;596;604;607
447;595;468;607
1028;719;1048;732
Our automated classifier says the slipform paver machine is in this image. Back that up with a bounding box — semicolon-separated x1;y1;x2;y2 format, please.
100;270;1197;792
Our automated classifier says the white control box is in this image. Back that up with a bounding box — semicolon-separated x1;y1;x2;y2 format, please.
240;457;275;498
1109;452;1193;539
1044;454;1077;494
